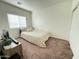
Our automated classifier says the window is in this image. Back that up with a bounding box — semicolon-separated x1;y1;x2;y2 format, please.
7;14;27;29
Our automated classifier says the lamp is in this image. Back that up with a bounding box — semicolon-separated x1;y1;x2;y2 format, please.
1;30;12;46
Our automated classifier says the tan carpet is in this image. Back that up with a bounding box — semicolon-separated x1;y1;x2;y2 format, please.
17;37;73;59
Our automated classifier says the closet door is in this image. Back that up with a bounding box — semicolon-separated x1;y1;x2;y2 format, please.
70;5;79;59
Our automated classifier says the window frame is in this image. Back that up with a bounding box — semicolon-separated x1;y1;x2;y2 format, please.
7;13;27;29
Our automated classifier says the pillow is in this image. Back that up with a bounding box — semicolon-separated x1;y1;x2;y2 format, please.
21;27;34;32
26;28;33;32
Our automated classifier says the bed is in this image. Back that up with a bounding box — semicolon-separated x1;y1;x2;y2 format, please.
21;29;51;47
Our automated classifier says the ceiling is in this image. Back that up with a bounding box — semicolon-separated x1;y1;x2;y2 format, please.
2;0;67;11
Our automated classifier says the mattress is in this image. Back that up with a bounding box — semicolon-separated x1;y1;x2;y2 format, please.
21;30;51;47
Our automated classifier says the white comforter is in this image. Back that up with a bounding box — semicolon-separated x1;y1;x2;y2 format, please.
21;30;51;47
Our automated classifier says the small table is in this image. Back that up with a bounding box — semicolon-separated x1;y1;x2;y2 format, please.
3;39;23;59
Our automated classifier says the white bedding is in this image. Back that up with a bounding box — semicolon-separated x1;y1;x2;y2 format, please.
21;30;51;47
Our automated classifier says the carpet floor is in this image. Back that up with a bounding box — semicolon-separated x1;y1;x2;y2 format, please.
17;37;73;59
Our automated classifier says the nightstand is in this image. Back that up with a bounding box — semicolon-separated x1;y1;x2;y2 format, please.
3;39;23;59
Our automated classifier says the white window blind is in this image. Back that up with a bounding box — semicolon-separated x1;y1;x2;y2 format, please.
7;14;27;29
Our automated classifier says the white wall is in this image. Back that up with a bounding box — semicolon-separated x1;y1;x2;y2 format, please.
70;0;79;59
32;0;72;40
0;1;32;38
